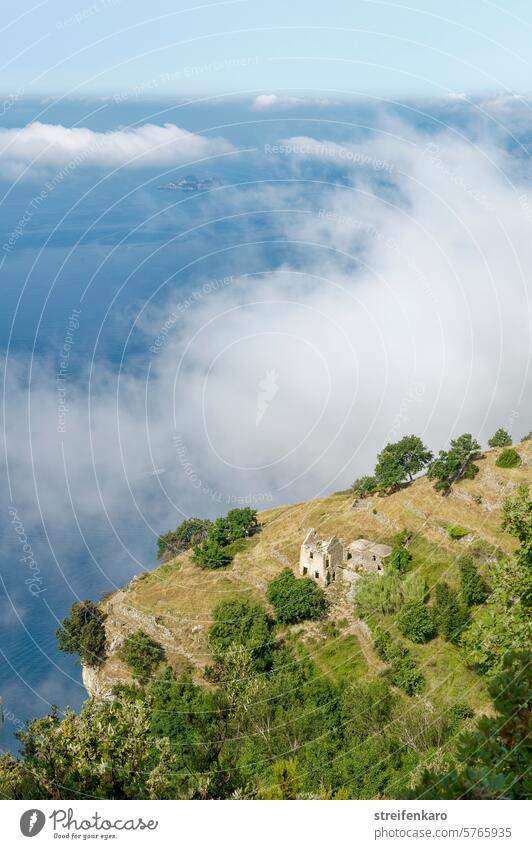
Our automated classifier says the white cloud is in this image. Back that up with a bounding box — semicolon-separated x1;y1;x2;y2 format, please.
251;94;320;111
2;112;532;575
0;121;234;179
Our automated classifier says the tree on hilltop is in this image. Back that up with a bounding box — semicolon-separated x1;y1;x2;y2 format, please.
488;428;512;448
374;435;433;491
427;433;480;494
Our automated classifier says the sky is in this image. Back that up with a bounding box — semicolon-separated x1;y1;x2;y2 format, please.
4;0;532;100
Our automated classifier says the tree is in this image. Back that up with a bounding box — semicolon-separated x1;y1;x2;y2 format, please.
191;508;260;569
460;556;531;675
459;556;490;607
118;630;165;684
501;484;531;558
371;628;425;694
56;600;106;667
225;507;258;540
433;582;468;642
488;428;512;448
374;435;433;491
413;652;531;799
495;448;521;468
352;475;378;498
193;538;232;569
267;570;326;624
0;696;169;799
208;600;274;671
157;517;212;559
397;601;436;643
427;433;480;493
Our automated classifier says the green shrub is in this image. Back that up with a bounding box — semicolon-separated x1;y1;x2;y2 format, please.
56;600;106;666
488;428;512;448
447;525;470;539
193;539;232;569
398;602;436;643
433;582;468;642
391;655;425;695
267;569;326;624
459;556;490;607
209;600;274;671
118;630;165;684
371;627;425;694
495;448;521;469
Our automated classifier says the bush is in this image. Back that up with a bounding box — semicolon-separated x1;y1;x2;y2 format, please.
193;539;232;569
488;428;512;448
447;525;470;539
209;600;274;671
118;630;165;684
371;627;425;694
267;569;326;625
391;655;425;695
398;601;436;643
495;448;521;469
56;600;106;666
459;556;490;607
433;582;468;642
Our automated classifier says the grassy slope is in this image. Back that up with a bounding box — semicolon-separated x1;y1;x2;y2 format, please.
95;441;531;710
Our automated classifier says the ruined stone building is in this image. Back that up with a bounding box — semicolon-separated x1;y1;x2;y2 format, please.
299;529;391;586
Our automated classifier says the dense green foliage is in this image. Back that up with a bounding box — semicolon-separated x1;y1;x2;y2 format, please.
192;508;258;569
433;582;468;642
118;630;165;684
372;628;425;695
495;448;521;468
427;433;480;493
502;484;531;557
267;569;326;624
374;435;433;491
460;555;531;675
56;600;106;667
157;517;212;559
459;556;490;607
397;601;436;643
488;428;512;448
208;600;274;671
414;652;531;799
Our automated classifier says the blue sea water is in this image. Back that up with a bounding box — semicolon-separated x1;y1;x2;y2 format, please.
0;94;522;751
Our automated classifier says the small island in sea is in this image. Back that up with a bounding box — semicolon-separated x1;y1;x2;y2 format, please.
158;175;222;192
